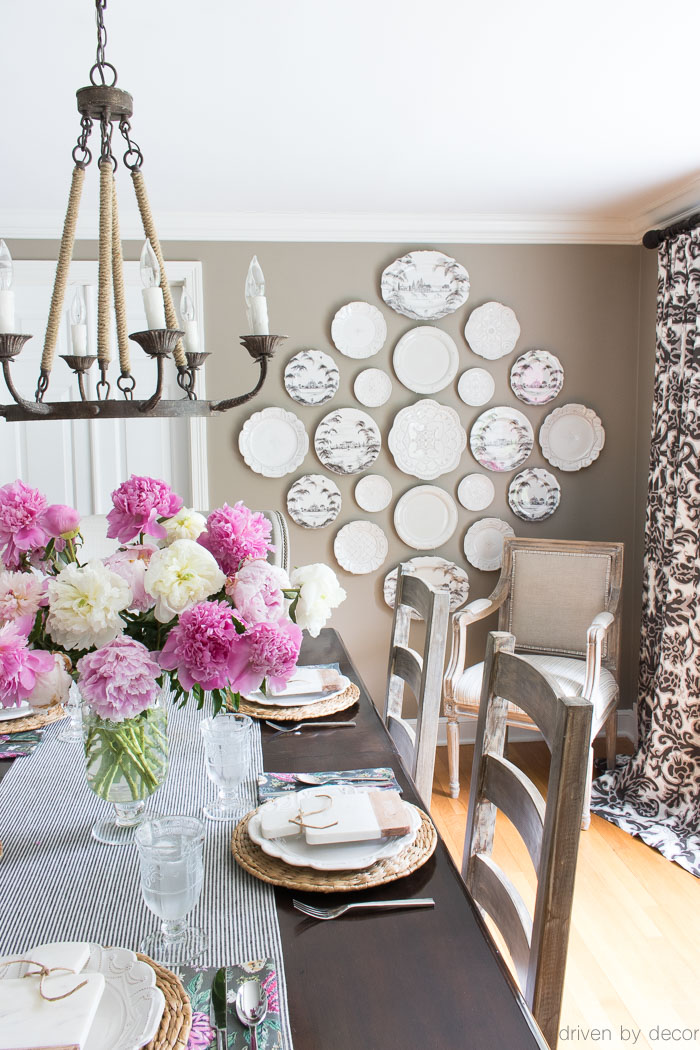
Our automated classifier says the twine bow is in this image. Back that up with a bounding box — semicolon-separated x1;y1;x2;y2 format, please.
289;793;338;831
0;959;88;1002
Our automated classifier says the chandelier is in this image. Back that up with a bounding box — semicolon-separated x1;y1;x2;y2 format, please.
0;0;284;423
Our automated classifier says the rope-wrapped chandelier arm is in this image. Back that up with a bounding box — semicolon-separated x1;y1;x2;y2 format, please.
130;169;187;368
37;164;86;397
110;172;132;382
97;159;113;369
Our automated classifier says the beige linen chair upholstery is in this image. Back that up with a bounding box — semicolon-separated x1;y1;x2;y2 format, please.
463;631;592;1049
384;565;450;808
444;537;623;827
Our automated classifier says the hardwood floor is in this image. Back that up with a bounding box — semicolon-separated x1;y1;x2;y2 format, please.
430;742;700;1050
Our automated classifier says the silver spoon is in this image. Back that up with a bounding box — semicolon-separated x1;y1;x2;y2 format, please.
236;978;268;1050
295;773;392;786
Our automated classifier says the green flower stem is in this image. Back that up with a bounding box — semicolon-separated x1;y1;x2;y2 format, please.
84;709;167;803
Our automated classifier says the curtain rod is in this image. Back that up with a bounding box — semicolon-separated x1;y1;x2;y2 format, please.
643;210;700;249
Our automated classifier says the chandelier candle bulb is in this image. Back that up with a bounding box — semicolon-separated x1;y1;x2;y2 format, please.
0;239;15;334
140;240;166;330
70;287;88;356
245;255;269;335
179;288;200;353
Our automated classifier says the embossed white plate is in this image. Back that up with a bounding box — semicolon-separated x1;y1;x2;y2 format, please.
457;368;495;407
394;485;458;550
388;399;466;480
84;944;165;1050
463;518;515;572
381;250;470;320
287;474;342;529
392;326;460;394
470;407;534;472
464;301;521;360
331;302;387;358
457;473;496;512
539;403;605;471
239;406;309;477
0;701;31;721
510;349;564;405
383;556;470;618
315;408;382;475
508;468;561;521
246;672;351;707
334;520;388;574
284;349;339;406
354;368;393;407
355;474;393;512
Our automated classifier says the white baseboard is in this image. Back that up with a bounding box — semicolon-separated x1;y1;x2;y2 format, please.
412;707;638;748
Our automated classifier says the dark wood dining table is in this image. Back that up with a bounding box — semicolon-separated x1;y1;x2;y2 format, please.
266;629;547;1050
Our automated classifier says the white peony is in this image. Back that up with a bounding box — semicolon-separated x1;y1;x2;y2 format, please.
160;507;207;545
290;563;346;638
46;561;132;651
28;652;72;710
144;538;225;622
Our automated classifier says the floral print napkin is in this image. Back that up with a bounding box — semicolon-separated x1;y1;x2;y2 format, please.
0;730;44;759
182;960;282;1049
257;767;400;802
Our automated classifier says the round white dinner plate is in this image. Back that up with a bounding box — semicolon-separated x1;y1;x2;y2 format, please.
383;556;469;618
457;473;496;512
392;326;459;394
315;408;381;475
334;521;388;574
388;399;466;480
249;786;421;871
239;406;308;477
0;701;31;721
510;349;564;405
246;674;351;708
469;407;534;472
457;368;495;407
331;302;387;358
394;485;458;550
508;468;561;521
463;518;514;572
84;944;165;1050
287;474;342;529
539;403;605;471
355;474;393;512
354;368;393;408
284;349;339;406
464;301;521;360
381;250;470;320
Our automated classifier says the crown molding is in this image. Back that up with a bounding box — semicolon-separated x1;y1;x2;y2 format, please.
630;173;700;242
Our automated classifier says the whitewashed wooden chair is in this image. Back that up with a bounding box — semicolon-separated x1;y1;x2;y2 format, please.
463;631;592;1049
444;537;623;827
384;565;450;809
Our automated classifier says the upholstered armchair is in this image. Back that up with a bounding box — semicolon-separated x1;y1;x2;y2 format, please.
443;537;623;827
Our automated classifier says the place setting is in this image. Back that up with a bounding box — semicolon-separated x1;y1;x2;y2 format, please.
237;663;360;723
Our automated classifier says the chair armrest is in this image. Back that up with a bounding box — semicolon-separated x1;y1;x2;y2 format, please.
583;611;614;707
444;584;509;700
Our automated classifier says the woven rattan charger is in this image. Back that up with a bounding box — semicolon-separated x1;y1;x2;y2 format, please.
136;952;192;1050
237;681;360;721
231;805;437;893
0;704;65;735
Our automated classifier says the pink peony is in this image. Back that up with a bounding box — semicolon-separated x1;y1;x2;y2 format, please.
0;480;50;569
106;475;182;544
159;600;240;691
227;559;289;624
41;504;81;540
227;618;302;695
77;637;162;721
0;570;48;626
198;503;272;575
105;544;156;612
0;621;54;709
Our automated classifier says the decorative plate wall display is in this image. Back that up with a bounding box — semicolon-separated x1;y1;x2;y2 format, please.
539;403;605;471
314;408;382;475
457;473;496;512
507;468;561;521
331;301;387;358
463;518;515;572
355;474;393;512
469;406;534;472
380;250;470;320
286;474;342;529
383;556;470;617
239;406;309;478
388;399;466;480
464;301;521;360
392;326;459;394
354;367;393;408
510;349;564;405
334;520;389;574
394;485;458;550
458;367;495;407
284;349;339;406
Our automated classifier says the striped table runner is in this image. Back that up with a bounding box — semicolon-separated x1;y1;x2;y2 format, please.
0;702;294;1048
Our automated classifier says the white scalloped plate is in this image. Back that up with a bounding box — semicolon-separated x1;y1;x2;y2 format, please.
381;250;470;320
355;474;393;512
239;407;309;477
287;474;342;529
463;518;514;572
457;368;495;407
331;302;387;358
284;349;339;406
464;301;521;360
539;403;605;471
392;326;459;394
457;473;496;512
388;399;466;480
394;485;458;550
354;368;393;407
334;521;388;574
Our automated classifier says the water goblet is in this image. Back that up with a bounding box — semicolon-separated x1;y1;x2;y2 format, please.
58;680;83;743
135;815;208;967
200;712;252;821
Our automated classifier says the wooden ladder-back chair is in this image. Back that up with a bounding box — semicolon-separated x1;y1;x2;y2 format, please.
444;537;623;827
463;631;592;1049
384;566;450;808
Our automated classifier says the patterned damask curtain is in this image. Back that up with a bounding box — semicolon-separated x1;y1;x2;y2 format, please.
591;229;700;877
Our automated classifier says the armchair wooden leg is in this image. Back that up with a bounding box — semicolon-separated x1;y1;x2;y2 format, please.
605;710;618;771
581;745;594;830
447;716;461;799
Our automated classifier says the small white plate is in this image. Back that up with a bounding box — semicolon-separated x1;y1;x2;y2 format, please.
0;701;31;722
248;786;421;871
394;485;458;550
239;406;309;478
463;518;514;572
334;521;388;574
246;673;351;707
464;301;521;360
355;474;393;512
457;473;495;512
392;326;459;394
331;302;387;358
354;368;393;408
287;474;342;529
457;368;495;407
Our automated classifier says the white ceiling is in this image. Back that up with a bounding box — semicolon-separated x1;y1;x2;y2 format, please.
1;0;699;244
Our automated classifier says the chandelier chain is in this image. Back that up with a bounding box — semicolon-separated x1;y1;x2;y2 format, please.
72;115;93;168
89;0;117;88
99;116;117;169
119;119;143;171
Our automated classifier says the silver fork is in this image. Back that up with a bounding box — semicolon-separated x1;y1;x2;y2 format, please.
292;898;435;920
264;720;356;734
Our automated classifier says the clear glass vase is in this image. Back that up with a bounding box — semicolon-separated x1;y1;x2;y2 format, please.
82;696;169;845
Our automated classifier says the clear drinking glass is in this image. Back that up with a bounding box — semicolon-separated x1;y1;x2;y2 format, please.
135;815;207;967
58;680;83;743
200;712;252;821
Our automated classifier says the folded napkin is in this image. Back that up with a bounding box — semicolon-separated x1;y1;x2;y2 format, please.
257;767;400;802
181;960;282;1050
248;662;343;705
0;731;45;759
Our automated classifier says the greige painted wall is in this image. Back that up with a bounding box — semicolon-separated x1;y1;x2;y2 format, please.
8;239;652;713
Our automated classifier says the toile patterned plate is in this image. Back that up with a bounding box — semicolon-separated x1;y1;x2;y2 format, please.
508;467;561;521
381;250;470;320
314;408;381;475
284;349;339;406
383;556;469;618
510;349;564;405
469;406;533;472
286;474;342;528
